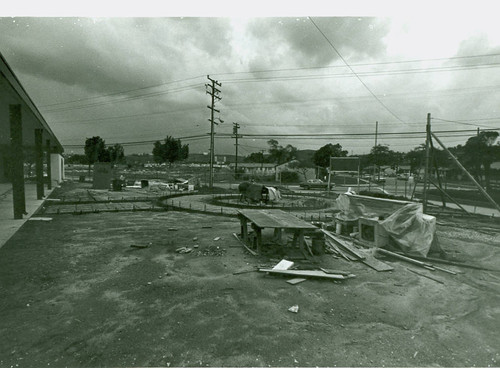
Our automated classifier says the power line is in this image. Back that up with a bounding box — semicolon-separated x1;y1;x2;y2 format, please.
42;82;203;113
308;17;406;124
212;52;500;77
432;116;499;129
40;75;205;108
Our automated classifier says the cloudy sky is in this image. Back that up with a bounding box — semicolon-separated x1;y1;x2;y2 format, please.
1;2;500;157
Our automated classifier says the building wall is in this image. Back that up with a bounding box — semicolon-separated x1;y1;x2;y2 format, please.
50;153;65;185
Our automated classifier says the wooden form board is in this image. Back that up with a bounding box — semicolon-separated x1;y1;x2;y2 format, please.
259;268;354;280
238;209;318;230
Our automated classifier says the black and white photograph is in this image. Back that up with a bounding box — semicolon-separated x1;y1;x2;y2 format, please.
0;2;499;367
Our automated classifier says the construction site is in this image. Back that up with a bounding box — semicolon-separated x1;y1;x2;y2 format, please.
1;15;500;368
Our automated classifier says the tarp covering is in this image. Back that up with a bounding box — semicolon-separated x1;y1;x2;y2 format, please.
335;193;411;221
266;186;281;202
380;203;439;257
239;182;266;202
335;193;439;257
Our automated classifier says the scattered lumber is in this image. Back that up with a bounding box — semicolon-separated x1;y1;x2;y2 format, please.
28;217;53;221
376;248;457;274
233;269;257;275
272;259;294;270
395;253;500;272
407;268;445;284
321;229;365;260
376;248;435;269
319;268;352;276
286;278;307;285
360;253;394;272
259;268;355;280
232;233;258;256
325;239;356;261
303;237;314;257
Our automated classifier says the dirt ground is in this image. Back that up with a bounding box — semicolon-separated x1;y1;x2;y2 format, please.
1;185;500;367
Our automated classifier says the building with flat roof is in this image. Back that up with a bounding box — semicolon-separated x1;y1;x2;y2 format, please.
0;51;64;219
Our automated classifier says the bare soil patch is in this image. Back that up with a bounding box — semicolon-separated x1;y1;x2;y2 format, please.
0;186;499;367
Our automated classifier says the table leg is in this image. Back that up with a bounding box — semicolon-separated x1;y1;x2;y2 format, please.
273;228;282;244
240;217;248;242
255;227;263;254
291;231;299;248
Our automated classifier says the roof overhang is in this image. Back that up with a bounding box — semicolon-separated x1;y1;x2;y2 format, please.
0;52;63;153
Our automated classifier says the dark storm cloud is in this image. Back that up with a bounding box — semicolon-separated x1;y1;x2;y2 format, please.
0;17;232;97
247;17;390;68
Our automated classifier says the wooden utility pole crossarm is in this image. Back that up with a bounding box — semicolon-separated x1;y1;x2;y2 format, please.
206;75;222;189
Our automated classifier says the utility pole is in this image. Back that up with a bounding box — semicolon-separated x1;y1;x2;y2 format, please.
206;75;222;189
373;121;378;181
423;113;431;213
233;122;241;178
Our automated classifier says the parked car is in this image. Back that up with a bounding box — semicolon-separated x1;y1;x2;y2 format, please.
299;179;334;190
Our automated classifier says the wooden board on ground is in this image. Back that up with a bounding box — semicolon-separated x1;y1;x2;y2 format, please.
259;268;355;280
286;278;307;285
325;239;357;261
321;229;365;260
360;253;395;272
232;233;258;256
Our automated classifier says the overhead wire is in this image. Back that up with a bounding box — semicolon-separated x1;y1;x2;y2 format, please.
308;17;407;124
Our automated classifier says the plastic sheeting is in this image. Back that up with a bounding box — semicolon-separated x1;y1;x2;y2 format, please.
380;203;439;257
335;193;411;221
266;186;282;203
335;193;439;257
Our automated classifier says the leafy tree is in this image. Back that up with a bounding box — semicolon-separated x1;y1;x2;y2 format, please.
460;131;499;191
65;154;89;165
152;136;189;165
84;136;107;174
244;152;266;163
288;160;310;181
313;143;348;168
267;139;297;164
106;143;125;165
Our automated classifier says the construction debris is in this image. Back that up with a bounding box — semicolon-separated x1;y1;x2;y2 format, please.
232;233;258;256
259;268;355;280
130;244;149;249
196;245;226;257
288;305;299;313
407;268;445;284
286;278;307;285
28;217;53;221
175;247;193;254
376;248;456;274
321;229;365;260
272;259;294;270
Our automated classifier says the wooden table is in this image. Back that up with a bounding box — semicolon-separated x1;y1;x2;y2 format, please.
237;209;318;254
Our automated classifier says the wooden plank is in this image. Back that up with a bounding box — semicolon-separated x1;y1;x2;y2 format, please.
407;268;444;284
286;278;307;285
232;233;258;256
259;268;355;280
321;229;365;260
319;268;352;276
376;248;433;268
238;209;317;230
360;254;394;272
325;239;354;261
272;259;294;270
